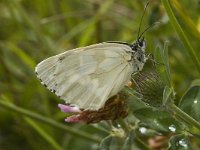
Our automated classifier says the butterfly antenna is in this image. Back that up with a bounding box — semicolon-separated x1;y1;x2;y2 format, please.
137;1;150;40
138;21;160;39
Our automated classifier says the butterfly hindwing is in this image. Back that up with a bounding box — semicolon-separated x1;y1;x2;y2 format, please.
35;42;133;110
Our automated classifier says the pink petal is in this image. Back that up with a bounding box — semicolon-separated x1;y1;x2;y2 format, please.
65;115;81;123
58;104;80;113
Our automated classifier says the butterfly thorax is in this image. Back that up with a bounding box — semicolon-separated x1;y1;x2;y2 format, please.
130;39;147;72
107;39;147;72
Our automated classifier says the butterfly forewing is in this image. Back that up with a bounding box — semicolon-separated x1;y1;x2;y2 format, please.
35;42;133;110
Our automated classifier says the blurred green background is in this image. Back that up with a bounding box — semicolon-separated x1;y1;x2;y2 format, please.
0;0;200;149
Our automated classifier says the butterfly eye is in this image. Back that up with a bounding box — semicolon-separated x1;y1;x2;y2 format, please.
138;40;146;49
139;41;143;47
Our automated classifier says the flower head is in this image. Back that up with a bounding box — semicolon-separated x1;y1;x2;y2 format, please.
58;92;129;124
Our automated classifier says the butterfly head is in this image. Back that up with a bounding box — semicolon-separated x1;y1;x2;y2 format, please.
137;37;146;51
130;37;146;52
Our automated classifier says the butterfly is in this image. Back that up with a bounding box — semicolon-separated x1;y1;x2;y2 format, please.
35;3;151;111
35;39;148;110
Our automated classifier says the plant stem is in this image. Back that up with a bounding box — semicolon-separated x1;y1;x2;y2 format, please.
162;0;200;74
170;104;200;131
0;100;101;143
25;117;63;150
118;119;130;133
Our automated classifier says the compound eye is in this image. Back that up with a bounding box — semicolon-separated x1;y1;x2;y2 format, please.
138;40;146;49
139;41;143;47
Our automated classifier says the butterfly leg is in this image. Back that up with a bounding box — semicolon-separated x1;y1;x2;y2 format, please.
146;53;164;67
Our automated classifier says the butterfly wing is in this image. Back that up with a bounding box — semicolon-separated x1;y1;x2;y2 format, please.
35;42;133;110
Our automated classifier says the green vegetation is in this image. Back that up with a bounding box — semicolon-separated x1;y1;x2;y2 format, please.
0;0;200;149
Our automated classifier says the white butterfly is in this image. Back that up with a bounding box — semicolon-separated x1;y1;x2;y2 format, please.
35;1;153;110
35;39;147;110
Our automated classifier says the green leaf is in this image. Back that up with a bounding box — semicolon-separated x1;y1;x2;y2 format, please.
122;130;135;150
162;86;173;105
134;107;182;133
99;135;119;150
154;42;173;92
162;0;200;74
190;79;200;87
123;87;148;111
167;134;192;150
179;82;200;122
129;96;148;112
159;42;172;88
136;125;162;137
